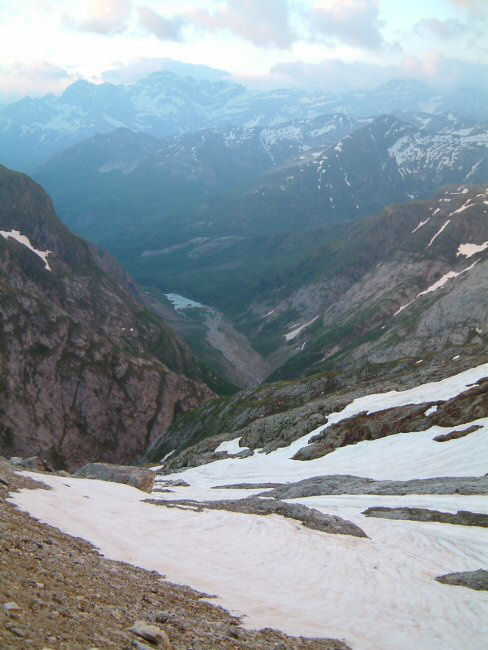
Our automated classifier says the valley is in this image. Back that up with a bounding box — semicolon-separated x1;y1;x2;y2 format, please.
1;55;488;650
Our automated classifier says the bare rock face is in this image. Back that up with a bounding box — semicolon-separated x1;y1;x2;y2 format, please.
73;463;155;493
0;165;214;470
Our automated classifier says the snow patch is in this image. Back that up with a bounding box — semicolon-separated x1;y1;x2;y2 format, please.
424;406;438;416
411;218;429;233
428;220;450;247
394;261;479;315
8;362;488;650
0;229;51;270
285;316;319;341
457;241;488;258
214;437;250;455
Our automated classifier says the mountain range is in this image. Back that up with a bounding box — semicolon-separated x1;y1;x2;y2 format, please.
30;108;488;383
2;72;487;171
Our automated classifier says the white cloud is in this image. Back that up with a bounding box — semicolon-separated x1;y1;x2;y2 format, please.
147;0;296;49
0;63;75;102
449;0;488;16
138;7;184;41
269;53;488;92
71;0;132;34
412;17;486;41
102;58;230;84
309;0;385;49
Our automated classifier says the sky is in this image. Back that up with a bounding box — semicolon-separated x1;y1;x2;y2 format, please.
0;0;487;102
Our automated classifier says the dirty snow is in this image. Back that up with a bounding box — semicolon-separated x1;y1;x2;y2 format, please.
9;363;488;650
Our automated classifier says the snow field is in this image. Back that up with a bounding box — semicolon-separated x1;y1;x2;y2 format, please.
9;362;488;649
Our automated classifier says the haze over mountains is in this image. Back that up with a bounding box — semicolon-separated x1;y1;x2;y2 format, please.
3;69;478;388
2;72;488;171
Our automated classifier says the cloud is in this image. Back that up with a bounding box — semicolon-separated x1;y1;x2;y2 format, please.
413;18;468;40
72;0;132;34
412;17;486;42
309;0;385;49
138;7;184;41
0;63;75;103
102;58;230;84
401;52;488;90
269;59;393;92
449;0;488;15
268;53;488;93
174;0;295;49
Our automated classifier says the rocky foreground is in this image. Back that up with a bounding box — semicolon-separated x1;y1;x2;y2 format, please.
0;460;348;650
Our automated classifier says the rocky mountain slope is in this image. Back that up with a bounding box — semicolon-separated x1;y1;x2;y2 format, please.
0;165;216;470
2;72;487;171
233;184;488;379
33;116;488;311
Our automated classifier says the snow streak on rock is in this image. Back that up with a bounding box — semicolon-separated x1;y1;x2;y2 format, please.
0;229;51;270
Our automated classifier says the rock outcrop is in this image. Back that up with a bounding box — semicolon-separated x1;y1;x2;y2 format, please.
0;165;214;470
362;507;488;527
261;475;488;499
145;355;488;471
73;463;155;493
293;380;488;461
436;569;488;591
145;496;367;537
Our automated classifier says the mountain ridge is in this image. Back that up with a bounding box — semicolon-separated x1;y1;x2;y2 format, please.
2;71;487;171
0;164;217;469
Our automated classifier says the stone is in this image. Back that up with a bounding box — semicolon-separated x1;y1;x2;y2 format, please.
363;507;488;527
132;641;156;650
433;424;482;442
73;463;155;493
6;624;26;637
4;601;21;611
129;620;172;648
9;456;53;472
145;496;367;538
262;474;488;499
155;478;190;486
436;569;488;591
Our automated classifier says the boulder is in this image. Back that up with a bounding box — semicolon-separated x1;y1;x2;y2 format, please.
436;569;488;591
129;620;172;648
9;456;53;472
73;463;154;493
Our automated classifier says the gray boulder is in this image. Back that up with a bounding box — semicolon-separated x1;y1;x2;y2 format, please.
436;569;488;591
73;463;154;493
9;456;53;472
